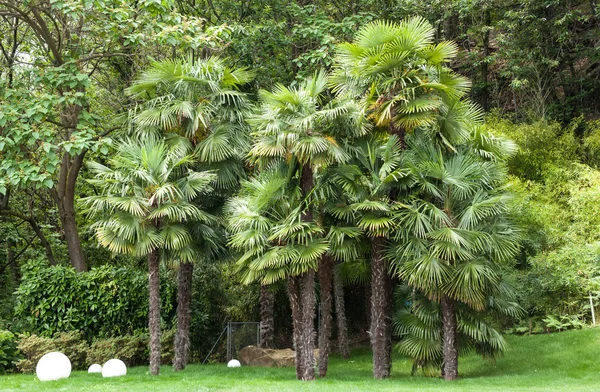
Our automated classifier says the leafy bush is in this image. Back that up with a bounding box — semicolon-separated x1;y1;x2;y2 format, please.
16;329;175;373
86;329;175;367
542;315;586;332
16;331;88;373
86;334;147;367
0;330;20;374
14;261;176;339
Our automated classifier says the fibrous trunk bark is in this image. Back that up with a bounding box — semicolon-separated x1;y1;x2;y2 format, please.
383;273;395;377
173;262;193;371
333;270;350;359
148;249;161;375
370;236;391;379
441;295;459;380
318;255;334;377
259;285;275;349
292;164;316;381
288;275;303;380
298;269;316;381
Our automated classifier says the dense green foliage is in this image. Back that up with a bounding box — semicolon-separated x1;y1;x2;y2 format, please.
0;330;19;374
15;331;89;373
15;329;175;373
13;262;176;339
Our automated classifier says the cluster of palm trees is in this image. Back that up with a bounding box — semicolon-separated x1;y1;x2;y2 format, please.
84;17;520;381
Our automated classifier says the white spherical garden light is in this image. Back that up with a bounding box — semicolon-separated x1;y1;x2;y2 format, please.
227;359;241;368
36;352;71;381
102;359;127;378
88;364;102;373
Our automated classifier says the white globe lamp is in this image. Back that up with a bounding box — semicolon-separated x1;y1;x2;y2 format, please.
36;352;72;381
227;359;241;368
88;363;102;373
102;359;127;378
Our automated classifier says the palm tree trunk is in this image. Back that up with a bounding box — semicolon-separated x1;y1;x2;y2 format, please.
370;236;391;379
383;273;395;377
333;271;350;359
318;255;334;377
288;275;303;379
148;249;161;375
173;261;193;371
441;295;459;380
259;284;275;348
299;269;316;381
296;163;317;381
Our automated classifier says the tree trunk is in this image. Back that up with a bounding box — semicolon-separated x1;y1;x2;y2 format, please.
148;249;161;375
0;189;56;266
173;261;193;371
318;255;334;377
481;8;491;112
288;275;303;379
370;236;391;379
54;152;87;272
383;273;395;376
295;163;317;381
57;196;86;271
441;295;459;380
333;271;350;359
298;269;316;381
259;285;275;349
6;238;18;283
30;219;57;266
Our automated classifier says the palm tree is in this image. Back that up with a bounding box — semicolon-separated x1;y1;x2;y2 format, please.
331;17;471;147
393;279;522;376
227;166;326;381
83;136;216;375
333;268;350;358
391;132;520;380
126;56;253;370
244;72;363;380
331;18;484;378
259;284;275;348
327;134;409;378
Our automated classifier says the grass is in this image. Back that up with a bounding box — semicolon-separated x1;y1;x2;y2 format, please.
2;327;600;391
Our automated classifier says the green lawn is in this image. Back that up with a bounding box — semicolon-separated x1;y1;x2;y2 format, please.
2;327;600;391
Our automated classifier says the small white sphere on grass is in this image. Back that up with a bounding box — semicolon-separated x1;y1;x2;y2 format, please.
227;359;241;368
88;364;102;373
36;352;71;381
102;359;127;378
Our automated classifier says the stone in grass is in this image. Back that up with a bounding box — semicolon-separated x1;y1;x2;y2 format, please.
88;364;102;373
36;352;72;381
102;359;127;378
227;359;241;368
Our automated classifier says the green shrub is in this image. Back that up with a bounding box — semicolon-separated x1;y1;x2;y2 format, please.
14;261;176;339
16;331;88;373
16;329;175;372
160;328;175;365
86;329;175;368
0;330;20;374
86;334;147;367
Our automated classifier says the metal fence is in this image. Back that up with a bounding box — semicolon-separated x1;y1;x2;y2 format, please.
226;322;260;361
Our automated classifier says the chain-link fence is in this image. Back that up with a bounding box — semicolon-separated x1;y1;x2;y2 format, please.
226;322;260;361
